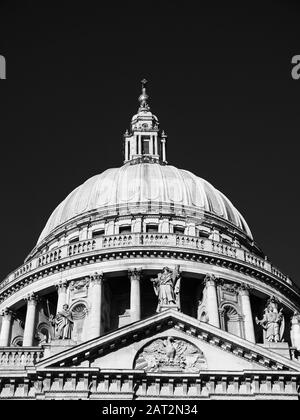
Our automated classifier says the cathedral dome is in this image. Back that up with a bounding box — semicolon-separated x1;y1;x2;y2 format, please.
37;163;252;244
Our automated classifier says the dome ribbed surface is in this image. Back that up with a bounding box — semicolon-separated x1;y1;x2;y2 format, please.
38;163;252;243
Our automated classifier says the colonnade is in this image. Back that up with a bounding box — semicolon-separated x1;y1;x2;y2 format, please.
204;275;255;343
0;270;256;346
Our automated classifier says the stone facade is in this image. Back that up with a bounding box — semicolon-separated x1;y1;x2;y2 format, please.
1;81;300;400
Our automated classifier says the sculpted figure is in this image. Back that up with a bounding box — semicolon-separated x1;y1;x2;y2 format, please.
255;298;284;343
290;311;300;351
150;265;181;312
50;304;74;340
163;337;176;362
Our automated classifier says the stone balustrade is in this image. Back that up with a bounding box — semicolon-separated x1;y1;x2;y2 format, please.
0;233;294;293
68;240;96;256
38;249;62;267
14;262;33;280
0;348;44;368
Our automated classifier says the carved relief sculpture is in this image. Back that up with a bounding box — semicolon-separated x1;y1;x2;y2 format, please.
255;296;284;343
134;336;206;372
69;277;90;292
150;265;181;312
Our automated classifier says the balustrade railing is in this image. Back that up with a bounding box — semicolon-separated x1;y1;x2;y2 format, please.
68;240;96;256
0;348;44;368
38;249;62;267
14;262;32;279
0;233;294;291
244;252;266;269
102;235;135;248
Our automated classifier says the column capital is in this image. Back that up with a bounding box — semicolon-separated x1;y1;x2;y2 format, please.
24;293;39;305
0;308;13;319
90;271;104;286
128;268;142;281
238;284;252;295
55;280;68;292
204;273;219;287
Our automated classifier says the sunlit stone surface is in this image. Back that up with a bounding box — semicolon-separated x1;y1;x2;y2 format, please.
0;80;300;400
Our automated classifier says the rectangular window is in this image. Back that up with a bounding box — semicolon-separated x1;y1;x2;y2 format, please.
198;230;209;238
69;236;79;243
92;229;105;238
146;224;158;233
119;225;132;234
174;226;185;235
141;135;150;154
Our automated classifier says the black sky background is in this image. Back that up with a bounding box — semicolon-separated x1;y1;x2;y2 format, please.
0;1;300;286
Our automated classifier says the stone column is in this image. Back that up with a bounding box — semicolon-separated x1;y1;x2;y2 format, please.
125;139;129;161
0;308;13;346
56;280;68;314
149;135;153;155
88;272;104;340
161;138;166;162
239;285;255;343
204;274;220;328
23;293;38;346
129;268;142;322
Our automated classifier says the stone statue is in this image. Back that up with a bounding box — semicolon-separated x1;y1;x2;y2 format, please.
255;297;284;343
50;304;74;340
150;265;181;312
290;311;300;352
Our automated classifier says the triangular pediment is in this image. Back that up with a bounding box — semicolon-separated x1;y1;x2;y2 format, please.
35;310;300;373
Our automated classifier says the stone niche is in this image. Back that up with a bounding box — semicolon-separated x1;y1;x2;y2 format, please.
70;301;88;342
134;336;207;373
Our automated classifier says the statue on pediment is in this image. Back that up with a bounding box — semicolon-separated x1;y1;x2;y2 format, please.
50;304;74;340
150;265;181;312
255;296;284;343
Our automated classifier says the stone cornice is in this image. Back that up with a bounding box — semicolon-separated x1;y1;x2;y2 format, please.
35;310;300;372
0;244;299;309
0;367;299;399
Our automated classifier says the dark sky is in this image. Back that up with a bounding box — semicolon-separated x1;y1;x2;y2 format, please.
0;1;300;285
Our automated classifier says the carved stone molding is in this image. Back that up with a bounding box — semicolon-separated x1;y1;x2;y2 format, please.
0;248;298;310
69;277;90;291
220;280;239;294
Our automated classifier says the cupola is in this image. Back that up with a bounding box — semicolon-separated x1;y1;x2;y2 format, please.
123;79;167;165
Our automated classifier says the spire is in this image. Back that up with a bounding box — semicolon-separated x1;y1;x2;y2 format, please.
123;80;168;165
138;78;150;111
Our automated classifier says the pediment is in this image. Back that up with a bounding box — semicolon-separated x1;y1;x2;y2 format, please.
35;310;300;373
